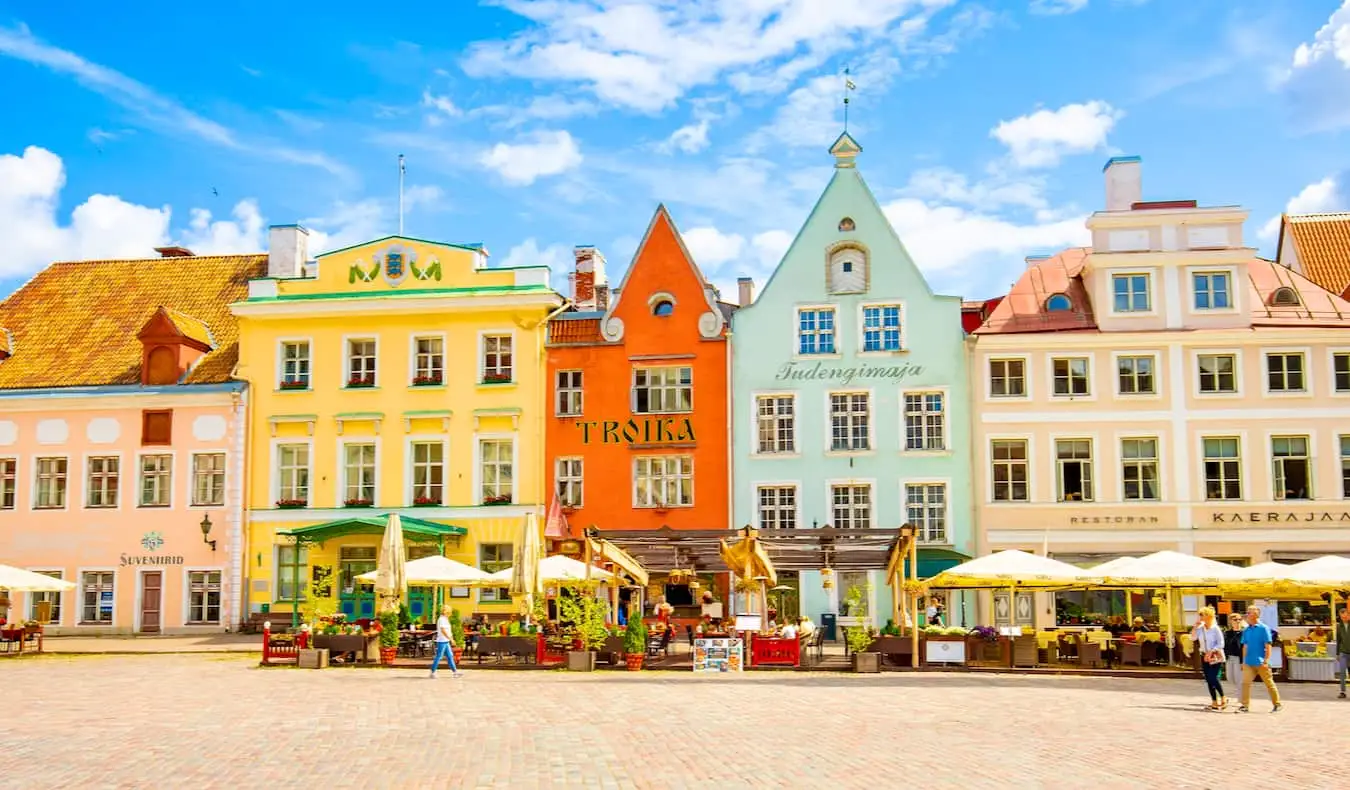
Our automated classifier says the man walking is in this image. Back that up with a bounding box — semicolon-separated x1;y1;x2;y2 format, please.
430;605;462;679
1335;605;1350;699
1239;605;1281;713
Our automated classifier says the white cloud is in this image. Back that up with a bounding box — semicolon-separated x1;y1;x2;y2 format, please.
461;0;963;112
658;118;711;154
902;167;1049;210
991;100;1122;168
499;238;573;292
1030;0;1089;15
682;226;745;267
1279;1;1350;131
479;130;584;185
180;199;266;254
421;90;461;126
470;95;599;128
1259;175;1348;240
403;184;446;213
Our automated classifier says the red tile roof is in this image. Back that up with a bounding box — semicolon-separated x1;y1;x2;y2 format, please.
1280;213;1350;299
975;249;1096;334
547;316;604;345
1249;258;1350;327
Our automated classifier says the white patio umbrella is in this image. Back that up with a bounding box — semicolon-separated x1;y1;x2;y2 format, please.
1285;556;1350;621
1101;551;1245;655
357;555;490;586
927;550;1097;634
0;565;77;592
488;554;614;585
510;512;544;622
374;514;407;615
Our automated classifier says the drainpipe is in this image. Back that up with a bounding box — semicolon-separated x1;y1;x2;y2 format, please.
229;387;248;633
963;332;979;628
725;326;734;533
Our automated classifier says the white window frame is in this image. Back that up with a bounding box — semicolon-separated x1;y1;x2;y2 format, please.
632;455;694;508
857;301;906;354
1262;348;1311;397
755;482;799;530
1118;435;1162;502
136;451;175;509
1193;348;1243;398
827;480;874;529
409;333;446;386
27;569;65;625
276;337;313;390
555;369;584;416
272;439;313;507
84;452;122;510
631;366;693;414
556;456;584;507
76;567;117;626
274;544;309;603
33;455;69;510
1048;355;1093;400
406;436;448;506
753;392;797;456
475;435;517;505
795;304;839;357
343;335;379;388
904;479;951;544
0;456;16;511
478;543;514;603
1052;436;1095;503
1111;351;1160;398
1109;271;1154;315
986;356;1030;400
478;330;516;384
826;390;873;454
1269;433;1313;501
338;439;378;507
189;451;227;508
1189;268;1238;312
1200;434;1244;502
184;568;224;625
902;388;949;452
988;436;1032;504
1329;348;1350;397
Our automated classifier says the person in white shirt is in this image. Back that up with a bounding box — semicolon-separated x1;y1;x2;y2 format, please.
430;606;462;679
798;616;815;636
781;623;798;639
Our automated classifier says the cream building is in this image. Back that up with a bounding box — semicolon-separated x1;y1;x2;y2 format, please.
970;157;1350;631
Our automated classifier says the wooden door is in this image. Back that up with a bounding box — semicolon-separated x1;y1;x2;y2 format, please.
140;572;163;633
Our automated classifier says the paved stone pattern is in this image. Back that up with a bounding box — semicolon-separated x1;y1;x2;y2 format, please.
6;656;1344;789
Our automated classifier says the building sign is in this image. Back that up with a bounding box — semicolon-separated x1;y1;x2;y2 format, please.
774;360;925;386
1211;510;1350;524
120;531;184;566
1069;516;1161;525
576;417;695;445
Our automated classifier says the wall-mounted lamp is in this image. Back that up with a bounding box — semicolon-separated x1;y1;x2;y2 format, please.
200;514;217;552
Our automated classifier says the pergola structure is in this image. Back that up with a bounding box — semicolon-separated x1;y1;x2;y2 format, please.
597;526;911;574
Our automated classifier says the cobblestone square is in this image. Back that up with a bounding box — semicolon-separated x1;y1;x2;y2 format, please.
5;655;1343;789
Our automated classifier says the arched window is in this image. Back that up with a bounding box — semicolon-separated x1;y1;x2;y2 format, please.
145;346;180;385
652;299;674;317
828;246;867;294
838;217;856;232
1270;287;1300;307
1045;294;1072;312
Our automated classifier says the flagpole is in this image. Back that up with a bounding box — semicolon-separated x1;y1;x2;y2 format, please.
843;67;851;132
398;154;405;236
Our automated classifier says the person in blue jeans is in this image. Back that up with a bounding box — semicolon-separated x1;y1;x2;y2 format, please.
1238;605;1281;713
1335;606;1350;699
430;606;462;679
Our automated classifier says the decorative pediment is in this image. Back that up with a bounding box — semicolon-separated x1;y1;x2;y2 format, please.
829;132;862;168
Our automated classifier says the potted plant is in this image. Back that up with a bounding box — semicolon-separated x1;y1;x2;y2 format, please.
967;625;1003;663
343;497;373;508
1286;645;1338;681
449;609;466;665
623;611;648;671
559;582;608;671
377;610;399;665
276;498;307;509
846;622;880;673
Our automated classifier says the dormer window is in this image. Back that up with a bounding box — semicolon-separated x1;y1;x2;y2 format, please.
1269;287;1300;307
828;246;867;294
1045;294;1073;312
653;300;674;317
137;307;214;386
0;328;12;361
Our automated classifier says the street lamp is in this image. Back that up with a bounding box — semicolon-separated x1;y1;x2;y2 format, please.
200;515;217;551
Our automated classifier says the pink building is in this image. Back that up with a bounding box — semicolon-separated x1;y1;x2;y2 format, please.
0;249;263;634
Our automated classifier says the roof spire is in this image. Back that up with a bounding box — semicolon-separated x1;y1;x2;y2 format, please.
843;66;856;132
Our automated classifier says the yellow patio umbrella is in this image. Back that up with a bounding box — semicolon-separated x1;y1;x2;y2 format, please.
510;512;544;623
926;550;1097;634
1099;551;1243;660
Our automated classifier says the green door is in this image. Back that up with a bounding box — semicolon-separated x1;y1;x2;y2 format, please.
338;546;377;620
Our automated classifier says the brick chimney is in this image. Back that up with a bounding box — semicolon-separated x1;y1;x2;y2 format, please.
268;225;310;279
154;246;195;258
572;246;608;311
737;277;754;307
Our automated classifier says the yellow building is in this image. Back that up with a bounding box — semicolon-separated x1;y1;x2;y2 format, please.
231;226;563;626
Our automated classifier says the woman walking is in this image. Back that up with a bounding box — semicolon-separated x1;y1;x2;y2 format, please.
1193;606;1227;710
1224;612;1244;687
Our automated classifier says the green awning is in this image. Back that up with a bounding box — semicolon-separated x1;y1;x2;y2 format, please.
908;548;970;580
278;514;467;543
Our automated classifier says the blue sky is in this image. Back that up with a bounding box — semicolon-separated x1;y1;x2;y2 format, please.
3;0;1350;304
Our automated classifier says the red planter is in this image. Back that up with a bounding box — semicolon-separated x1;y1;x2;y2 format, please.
452;647;465;665
625;654;645;671
379;646;398;665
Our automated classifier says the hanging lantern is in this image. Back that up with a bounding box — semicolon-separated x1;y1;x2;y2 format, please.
821;568;835;590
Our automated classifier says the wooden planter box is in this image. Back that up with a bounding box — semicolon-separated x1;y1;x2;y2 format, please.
566;650;597;672
1287;657;1338;682
868;635;915;667
852;652;881;673
966;637;1006;664
298;648;330;669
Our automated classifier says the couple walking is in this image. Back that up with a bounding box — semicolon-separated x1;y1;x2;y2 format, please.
1192;605;1284;712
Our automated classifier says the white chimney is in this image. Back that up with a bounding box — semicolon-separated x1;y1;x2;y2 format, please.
268;225;310;279
1025;254;1050;270
737;277;754;307
1104;156;1142;212
572;246;608;311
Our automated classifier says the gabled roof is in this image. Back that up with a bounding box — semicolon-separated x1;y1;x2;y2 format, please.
547;314;604;345
1279;213;1350;298
1248;258;1350;327
0;254;266;389
975;249;1096;334
137;306;216;351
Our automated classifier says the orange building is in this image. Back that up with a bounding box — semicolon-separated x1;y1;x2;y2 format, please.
545;206;736;554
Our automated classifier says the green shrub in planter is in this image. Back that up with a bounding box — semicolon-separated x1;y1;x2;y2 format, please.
378;611;400;649
624;611;648;655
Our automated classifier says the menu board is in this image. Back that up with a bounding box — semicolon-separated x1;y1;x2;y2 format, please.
693;637;744;673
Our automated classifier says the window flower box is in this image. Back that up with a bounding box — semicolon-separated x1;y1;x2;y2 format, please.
279;380;308;391
561;505;578;514
347;376;375;388
483;495;512;506
413;496;442;507
276;499;308;510
343;498;373;508
481;373;512;384
411;375;443;387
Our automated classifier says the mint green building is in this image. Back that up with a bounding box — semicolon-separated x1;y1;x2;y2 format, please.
730;134;974;630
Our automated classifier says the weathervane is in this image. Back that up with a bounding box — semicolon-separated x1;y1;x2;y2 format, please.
843;67;857;131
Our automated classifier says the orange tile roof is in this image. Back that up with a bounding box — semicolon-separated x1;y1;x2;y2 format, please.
162;307;216;348
975;249;1097;334
1282;213;1350;298
1248;258;1350;327
547;316;604;345
0;327;11;359
0;254;266;389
